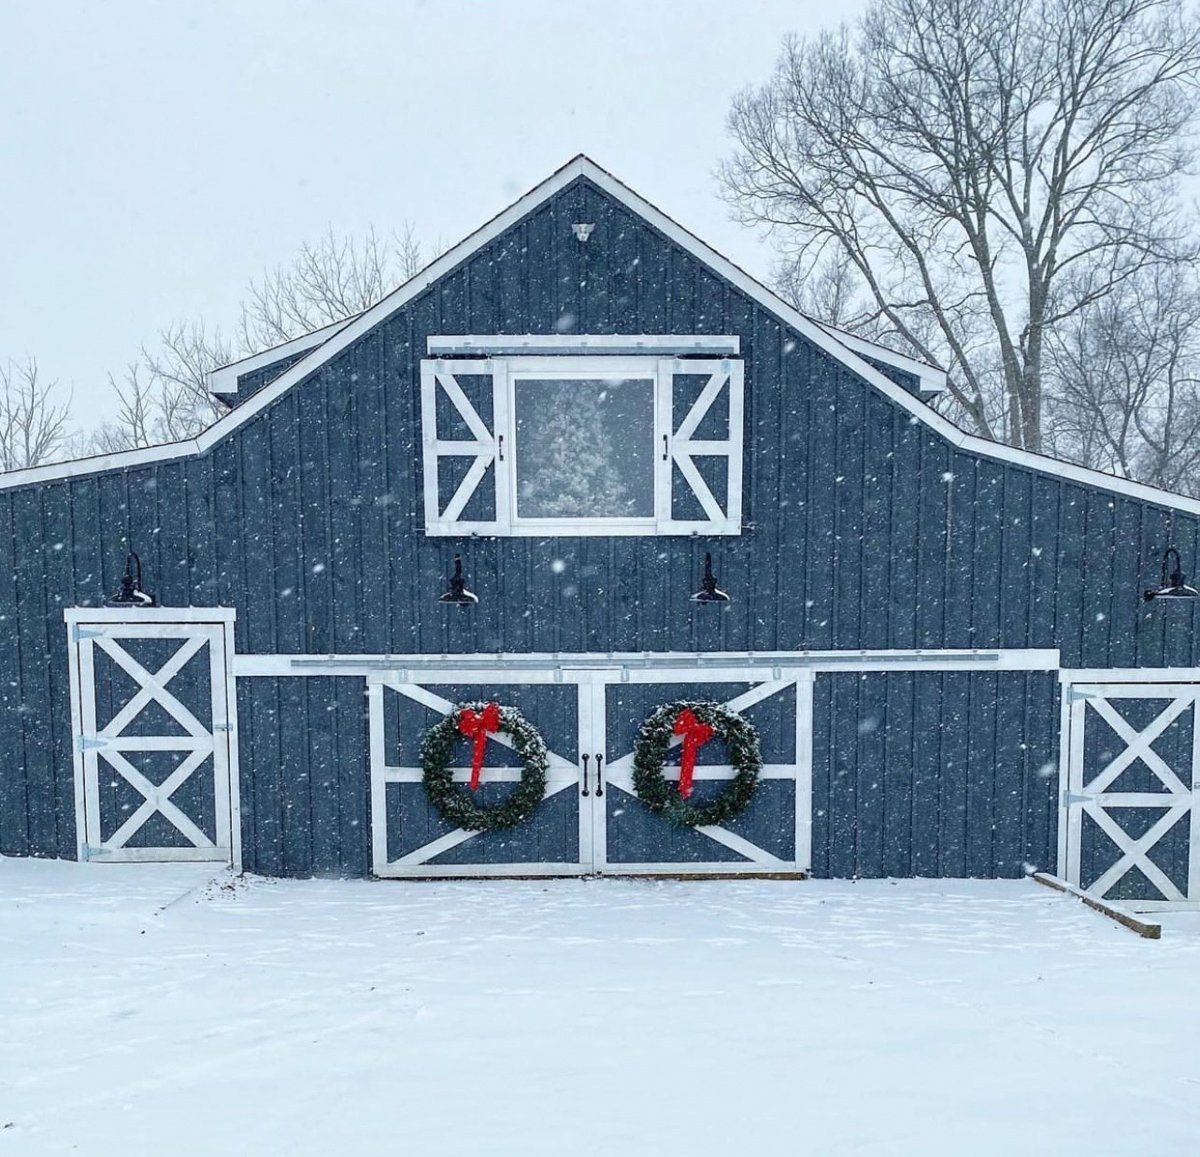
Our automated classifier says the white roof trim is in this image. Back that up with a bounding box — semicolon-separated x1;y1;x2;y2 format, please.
815;324;948;393
1;153;1198;518
206;319;351;397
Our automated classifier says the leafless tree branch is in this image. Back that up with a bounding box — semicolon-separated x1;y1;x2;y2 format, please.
0;358;72;470
722;0;1200;452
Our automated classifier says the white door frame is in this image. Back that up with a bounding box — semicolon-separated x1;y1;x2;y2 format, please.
1058;671;1200;909
65;608;241;867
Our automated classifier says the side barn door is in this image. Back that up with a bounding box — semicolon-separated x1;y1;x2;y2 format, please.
67;615;239;865
599;671;812;875
1063;683;1200;906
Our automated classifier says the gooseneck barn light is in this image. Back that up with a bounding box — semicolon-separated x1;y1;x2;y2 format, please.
439;554;478;606
690;552;730;604
105;552;158;609
1143;546;1200;602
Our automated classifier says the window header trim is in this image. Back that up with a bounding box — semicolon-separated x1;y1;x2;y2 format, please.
427;334;740;357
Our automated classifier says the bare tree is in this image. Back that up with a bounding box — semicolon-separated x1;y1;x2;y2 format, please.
1045;264;1200;494
774;251;875;330
141;321;233;441
82;223;433;452
723;0;1200;452
87;365;157;453
0;358;72;470
238;222;426;351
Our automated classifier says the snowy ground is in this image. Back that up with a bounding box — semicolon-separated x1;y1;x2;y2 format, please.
2;862;1198;1157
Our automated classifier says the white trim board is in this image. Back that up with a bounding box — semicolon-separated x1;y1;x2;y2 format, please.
1061;668;1200;684
206;320;350;398
65;607;237;625
813;324;947;393
4;154;1198;520
427;334;740;356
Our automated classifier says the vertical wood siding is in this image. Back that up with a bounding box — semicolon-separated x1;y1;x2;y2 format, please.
1;174;1196;874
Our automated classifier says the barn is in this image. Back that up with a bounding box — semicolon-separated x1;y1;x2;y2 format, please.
2;155;1198;907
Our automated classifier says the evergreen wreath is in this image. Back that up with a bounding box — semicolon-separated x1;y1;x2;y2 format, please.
632;700;763;828
420;702;549;832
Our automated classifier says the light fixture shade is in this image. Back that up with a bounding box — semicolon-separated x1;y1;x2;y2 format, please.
106;552;158;609
690;551;729;603
439;554;478;606
1144;546;1199;602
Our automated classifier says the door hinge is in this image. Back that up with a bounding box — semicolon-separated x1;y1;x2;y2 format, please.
76;736;107;751
212;722;233;733
1062;790;1091;807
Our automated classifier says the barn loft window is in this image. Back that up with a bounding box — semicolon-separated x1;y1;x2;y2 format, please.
419;343;744;536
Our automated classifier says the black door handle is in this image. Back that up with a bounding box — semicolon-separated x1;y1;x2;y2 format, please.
595;752;604;797
581;753;590;797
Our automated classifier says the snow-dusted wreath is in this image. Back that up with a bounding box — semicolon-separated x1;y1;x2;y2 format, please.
420;702;549;831
632;700;763;828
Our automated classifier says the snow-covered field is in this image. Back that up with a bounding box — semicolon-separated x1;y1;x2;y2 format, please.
2;861;1198;1156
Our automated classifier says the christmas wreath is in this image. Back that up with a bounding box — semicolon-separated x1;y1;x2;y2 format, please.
632;700;763;828
420;702;549;831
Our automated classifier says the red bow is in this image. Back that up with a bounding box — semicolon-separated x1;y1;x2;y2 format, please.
458;702;500;792
673;708;715;800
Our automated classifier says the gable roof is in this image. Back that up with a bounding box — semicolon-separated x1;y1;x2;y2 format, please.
1;154;1195;518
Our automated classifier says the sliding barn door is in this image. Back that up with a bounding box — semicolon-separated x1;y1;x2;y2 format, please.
369;675;589;876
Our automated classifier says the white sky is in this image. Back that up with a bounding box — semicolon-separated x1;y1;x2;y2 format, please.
0;1;854;430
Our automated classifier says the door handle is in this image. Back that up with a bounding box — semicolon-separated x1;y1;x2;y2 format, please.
595;753;603;797
581;753;590;797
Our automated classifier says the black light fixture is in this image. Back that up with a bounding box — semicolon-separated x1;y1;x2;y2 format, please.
106;552;158;609
439;554;478;606
690;551;730;604
1144;546;1200;602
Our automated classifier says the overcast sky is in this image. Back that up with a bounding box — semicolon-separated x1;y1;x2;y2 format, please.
1;1;854;430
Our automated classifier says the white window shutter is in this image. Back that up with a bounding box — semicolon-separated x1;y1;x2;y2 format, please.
656;358;744;534
420;359;509;535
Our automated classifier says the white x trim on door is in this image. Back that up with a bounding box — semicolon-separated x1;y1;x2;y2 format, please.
1062;682;1200;907
67;615;240;865
368;664;814;878
599;677;810;870
368;679;585;876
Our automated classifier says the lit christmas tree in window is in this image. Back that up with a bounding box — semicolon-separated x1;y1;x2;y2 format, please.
515;378;654;518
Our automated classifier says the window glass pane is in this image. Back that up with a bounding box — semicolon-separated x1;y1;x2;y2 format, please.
514;377;654;519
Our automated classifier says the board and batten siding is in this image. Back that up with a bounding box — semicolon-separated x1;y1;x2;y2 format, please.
0;174;1196;873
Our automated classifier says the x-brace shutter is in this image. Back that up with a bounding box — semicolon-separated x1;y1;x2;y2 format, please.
655;358;744;534
420;358;505;535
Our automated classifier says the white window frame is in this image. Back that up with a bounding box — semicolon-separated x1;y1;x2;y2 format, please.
420;353;744;537
507;357;659;533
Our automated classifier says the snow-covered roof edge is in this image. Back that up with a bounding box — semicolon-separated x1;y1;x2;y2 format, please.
206;320;351;400
814;324;948;393
0;154;1194;519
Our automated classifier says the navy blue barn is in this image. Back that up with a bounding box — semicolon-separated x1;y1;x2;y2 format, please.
3;156;1199;905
